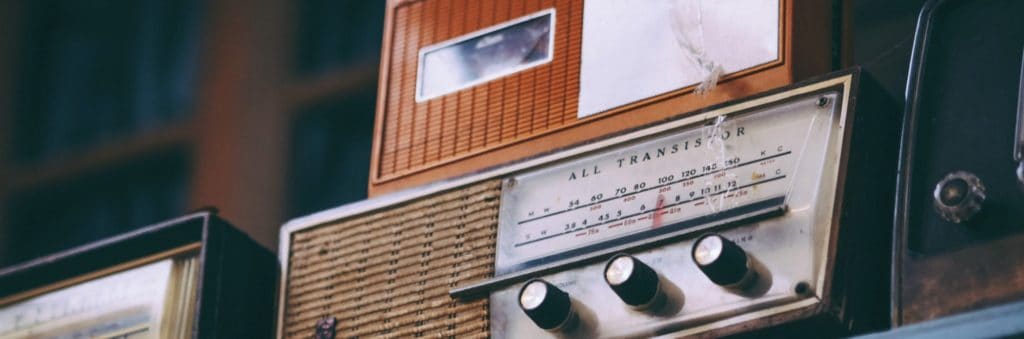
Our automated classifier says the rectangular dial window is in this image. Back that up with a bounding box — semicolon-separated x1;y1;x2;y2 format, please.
416;9;554;101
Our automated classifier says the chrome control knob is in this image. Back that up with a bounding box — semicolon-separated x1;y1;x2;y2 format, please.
519;279;578;331
933;171;986;223
692;234;757;289
604;254;664;309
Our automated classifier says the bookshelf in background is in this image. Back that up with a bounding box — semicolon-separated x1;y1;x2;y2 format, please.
0;0;387;266
14;0;200;165
287;88;378;218
285;0;386;219
295;0;385;77
0;0;201;266
6;151;189;265
0;0;20;265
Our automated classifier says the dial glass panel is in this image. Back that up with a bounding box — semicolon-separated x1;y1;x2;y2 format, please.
495;91;841;275
416;9;554;101
0;250;200;339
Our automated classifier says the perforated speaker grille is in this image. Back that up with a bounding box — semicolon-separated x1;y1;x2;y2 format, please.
282;180;502;338
377;0;583;179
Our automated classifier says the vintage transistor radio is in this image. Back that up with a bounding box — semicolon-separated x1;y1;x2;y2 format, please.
0;211;277;338
891;0;1024;325
368;0;839;194
278;70;897;338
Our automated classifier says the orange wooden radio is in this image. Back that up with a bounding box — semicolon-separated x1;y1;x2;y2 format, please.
369;0;837;194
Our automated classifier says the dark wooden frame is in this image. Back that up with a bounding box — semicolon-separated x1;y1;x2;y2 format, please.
892;0;1024;325
670;69;901;337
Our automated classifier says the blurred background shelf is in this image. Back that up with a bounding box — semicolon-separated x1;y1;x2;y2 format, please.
0;0;385;266
5;121;194;193
286;62;380;109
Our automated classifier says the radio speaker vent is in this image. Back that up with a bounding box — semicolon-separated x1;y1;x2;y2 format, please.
377;0;582;179
283;180;502;338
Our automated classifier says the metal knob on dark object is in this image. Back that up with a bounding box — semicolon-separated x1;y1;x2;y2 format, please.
604;254;663;309
692;234;756;289
933;171;986;224
519;279;578;331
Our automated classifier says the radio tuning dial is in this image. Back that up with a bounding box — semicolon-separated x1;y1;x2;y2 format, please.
933;171;986;224
519;279;578;331
693;234;757;289
604;254;664;309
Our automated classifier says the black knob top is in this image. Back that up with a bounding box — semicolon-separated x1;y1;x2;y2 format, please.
933;171;986;223
692;234;751;287
519;279;574;330
604;254;661;307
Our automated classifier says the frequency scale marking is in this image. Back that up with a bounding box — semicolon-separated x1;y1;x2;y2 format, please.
495;93;837;275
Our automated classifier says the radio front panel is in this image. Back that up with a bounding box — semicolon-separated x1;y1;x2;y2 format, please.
0;211;277;339
485;90;843;338
279;71;896;338
494;93;836;275
369;0;836;194
0;248;200;338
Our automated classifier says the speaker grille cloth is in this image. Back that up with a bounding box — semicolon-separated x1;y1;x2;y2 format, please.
283;180;502;338
377;0;583;180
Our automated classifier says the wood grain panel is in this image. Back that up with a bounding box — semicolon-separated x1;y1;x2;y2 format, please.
900;234;1024;324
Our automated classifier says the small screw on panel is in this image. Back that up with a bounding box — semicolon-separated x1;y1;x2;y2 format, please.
314;316;337;339
816;96;831;108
